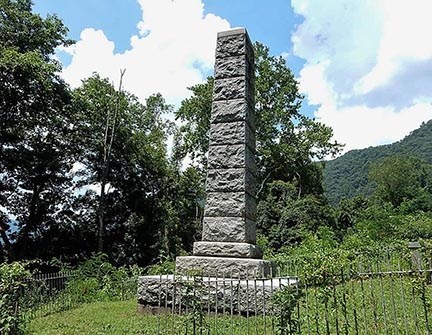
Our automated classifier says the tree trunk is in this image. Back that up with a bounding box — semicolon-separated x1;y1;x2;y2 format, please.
19;181;42;259
97;180;106;253
0;223;14;261
96;69;125;253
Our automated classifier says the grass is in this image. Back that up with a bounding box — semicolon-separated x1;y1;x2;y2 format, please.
28;275;432;335
27;299;277;335
298;275;432;334
28;300;159;335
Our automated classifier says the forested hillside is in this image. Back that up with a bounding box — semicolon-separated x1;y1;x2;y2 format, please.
323;120;432;204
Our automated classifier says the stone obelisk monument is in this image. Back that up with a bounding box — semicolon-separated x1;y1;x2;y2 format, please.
176;28;272;278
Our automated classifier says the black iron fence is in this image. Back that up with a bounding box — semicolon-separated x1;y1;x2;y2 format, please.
19;270;137;318
135;267;431;335
18;250;432;334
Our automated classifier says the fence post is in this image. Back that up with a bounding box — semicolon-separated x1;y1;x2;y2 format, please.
408;241;422;270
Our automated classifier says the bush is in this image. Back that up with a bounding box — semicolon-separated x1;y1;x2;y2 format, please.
63;254;144;304
146;257;175;275
0;262;31;335
396;213;432;240
272;285;303;335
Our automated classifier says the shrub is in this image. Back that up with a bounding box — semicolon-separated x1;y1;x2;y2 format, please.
146;257;175;275
0;262;31;335
272;285;303;335
63;254;144;304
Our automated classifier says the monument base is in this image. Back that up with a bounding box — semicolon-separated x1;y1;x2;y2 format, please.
175;255;274;278
137;274;298;314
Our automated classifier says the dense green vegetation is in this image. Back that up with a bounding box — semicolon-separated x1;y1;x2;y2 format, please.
0;0;203;266
0;262;30;334
323;120;432;205
1;3;432;334
0;0;344;266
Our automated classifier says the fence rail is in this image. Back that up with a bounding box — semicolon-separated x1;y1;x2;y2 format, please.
18;251;432;334
135;267;431;335
19;270;137;319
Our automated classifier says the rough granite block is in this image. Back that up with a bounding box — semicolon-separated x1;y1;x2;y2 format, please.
207;144;256;174
206;168;255;195
213;77;246;101
215;55;249;79
193;241;262;259
216;33;246;58
201;217;256;243
213;77;254;105
137;275;296;313
209;121;255;150
216;29;254;64
211;99;255;129
204;191;256;219
176;256;272;278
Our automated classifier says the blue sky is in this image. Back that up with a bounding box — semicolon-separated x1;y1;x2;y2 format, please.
33;0;432;154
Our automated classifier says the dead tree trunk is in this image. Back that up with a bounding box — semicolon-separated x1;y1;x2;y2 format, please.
97;69;126;253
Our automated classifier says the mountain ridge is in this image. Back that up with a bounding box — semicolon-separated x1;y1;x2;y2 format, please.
323;120;432;205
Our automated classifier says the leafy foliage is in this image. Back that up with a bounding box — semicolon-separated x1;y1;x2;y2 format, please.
254;43;341;196
0;262;31;335
324;120;432;204
63;254;142;303
272;285;303;335
69;75;174;264
257;181;336;251
0;0;75;260
174;78;213;165
369;155;432;208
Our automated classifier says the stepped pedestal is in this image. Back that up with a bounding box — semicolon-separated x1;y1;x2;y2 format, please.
137;29;281;313
174;28;273;279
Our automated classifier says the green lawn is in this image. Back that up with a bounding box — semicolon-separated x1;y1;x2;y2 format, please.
28;275;432;335
298;276;432;334
28;300;276;335
28;300;157;335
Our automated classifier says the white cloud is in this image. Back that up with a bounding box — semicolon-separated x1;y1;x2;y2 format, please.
316;103;432;152
355;0;432;95
60;0;230;107
291;0;432;153
298;61;335;107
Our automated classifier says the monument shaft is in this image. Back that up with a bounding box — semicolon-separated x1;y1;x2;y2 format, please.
203;28;256;244
176;28;272;278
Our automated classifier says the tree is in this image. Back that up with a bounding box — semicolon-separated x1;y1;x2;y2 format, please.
175;42;342;199
257;181;336;250
174;41;342;250
70;75;205;265
173;78;213;166
0;0;74;259
334;195;370;240
254;43;340;195
96;69;125;253
0;0;72;147
369;155;432;208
